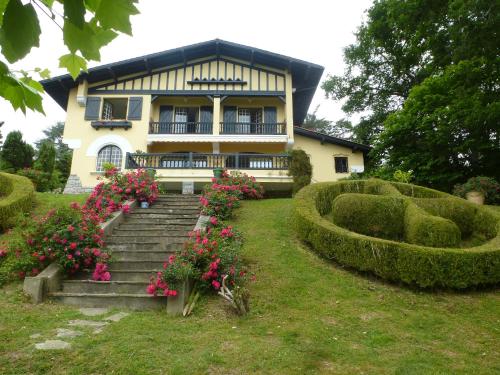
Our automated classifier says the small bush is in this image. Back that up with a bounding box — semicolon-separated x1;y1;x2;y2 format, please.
453;176;500;204
332;193;405;240
0;173;35;231
288;149;312;194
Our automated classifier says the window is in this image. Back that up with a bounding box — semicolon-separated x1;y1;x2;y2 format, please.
334;157;349;173
101;98;128;120
96;145;122;171
238;108;262;123
174;107;199;133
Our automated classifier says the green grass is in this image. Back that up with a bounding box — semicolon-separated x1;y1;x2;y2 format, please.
1;199;499;374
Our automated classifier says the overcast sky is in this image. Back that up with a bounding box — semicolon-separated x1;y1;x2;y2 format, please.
0;0;372;145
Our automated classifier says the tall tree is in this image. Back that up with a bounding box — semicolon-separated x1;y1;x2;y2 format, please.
0;130;34;171
0;121;3;148
34;141;56;174
322;0;499;145
0;0;139;114
35;122;72;181
303;106;354;139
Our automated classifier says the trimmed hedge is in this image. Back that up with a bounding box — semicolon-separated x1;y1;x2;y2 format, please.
293;179;500;289
0;172;35;231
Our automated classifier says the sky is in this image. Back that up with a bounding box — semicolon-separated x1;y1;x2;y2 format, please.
0;0;372;145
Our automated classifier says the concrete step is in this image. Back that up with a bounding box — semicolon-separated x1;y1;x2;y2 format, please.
73;269;155;282
62;280;149;294
116;224;195;231
112;229;191;237
50;292;168;310
107;236;186;244
127;213;199;219
111;249;175;261
157;195;200;200
122;217;198;225
108;260;165;271
107;243;182;252
132;208;200;214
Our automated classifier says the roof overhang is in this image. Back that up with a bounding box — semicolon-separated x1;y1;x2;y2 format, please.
41;39;324;125
293;126;371;153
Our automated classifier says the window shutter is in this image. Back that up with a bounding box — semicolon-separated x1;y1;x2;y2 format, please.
223;106;237;134
84;97;101;120
200;106;213;123
264;107;277;134
127;97;143;120
159;105;173;122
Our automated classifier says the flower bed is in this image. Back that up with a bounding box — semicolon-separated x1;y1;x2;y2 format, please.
0;167;158;286
148;170;261;315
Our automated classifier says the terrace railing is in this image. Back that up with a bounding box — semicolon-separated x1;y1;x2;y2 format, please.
149;122;212;134
125;152;290;170
219;122;287;135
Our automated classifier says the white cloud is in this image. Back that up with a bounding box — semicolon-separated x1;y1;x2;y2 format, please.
0;0;371;144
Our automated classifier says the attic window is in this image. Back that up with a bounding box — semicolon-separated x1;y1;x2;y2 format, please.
102;98;128;120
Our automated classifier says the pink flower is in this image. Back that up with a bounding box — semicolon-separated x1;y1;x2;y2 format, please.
67;225;75;232
209;216;218;226
69;242;77;250
122;204;130;214
147;284;156;295
212;280;221;290
0;250;6;258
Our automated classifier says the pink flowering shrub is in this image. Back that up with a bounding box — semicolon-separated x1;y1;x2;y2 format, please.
93;262;111;281
211;170;264;199
199;190;239;219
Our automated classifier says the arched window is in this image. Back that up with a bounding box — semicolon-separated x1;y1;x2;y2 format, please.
96;145;122;171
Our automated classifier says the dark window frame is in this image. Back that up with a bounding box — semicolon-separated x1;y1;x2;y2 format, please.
334;156;349;174
101;98;128;120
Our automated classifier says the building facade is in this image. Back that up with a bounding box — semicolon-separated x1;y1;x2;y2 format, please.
41;40;370;193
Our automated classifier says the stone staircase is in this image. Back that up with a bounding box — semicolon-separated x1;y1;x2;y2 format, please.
50;195;200;310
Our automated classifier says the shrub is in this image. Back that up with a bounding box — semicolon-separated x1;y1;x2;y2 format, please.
0;173;35;231
453;176;500;204
16;168;61;192
210;170;264;199
332;193;405;241
288;149;312;194
393;170;413;183
293;180;500;289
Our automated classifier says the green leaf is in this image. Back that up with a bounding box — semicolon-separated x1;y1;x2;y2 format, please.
0;0;9;28
63;19;116;61
59;53;87;79
95;0;138;35
64;0;85;29
20;76;44;92
0;72;44;114
84;0;101;12
39;68;51;80
40;0;55;8
0;0;41;63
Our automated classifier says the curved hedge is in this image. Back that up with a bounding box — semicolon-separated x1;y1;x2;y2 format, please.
0;172;35;231
293;179;500;289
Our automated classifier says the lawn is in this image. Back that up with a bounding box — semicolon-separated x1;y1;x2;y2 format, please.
0;199;499;374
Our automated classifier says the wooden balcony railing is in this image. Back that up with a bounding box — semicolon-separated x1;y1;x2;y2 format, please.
125;152;290;170
219;122;287;135
149;122;212;134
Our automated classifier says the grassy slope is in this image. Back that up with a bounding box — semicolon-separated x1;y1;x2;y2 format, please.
0;199;499;374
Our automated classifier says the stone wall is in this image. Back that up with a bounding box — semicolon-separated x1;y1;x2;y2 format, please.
63;175;93;194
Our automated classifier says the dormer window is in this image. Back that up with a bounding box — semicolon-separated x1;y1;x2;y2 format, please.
102;98;128;120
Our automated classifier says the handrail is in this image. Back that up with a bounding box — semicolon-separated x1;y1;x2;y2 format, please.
219;122;286;135
149;121;212;134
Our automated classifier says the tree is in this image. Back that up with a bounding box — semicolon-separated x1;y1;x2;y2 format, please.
374;58;500;191
322;0;499;145
0;0;139;114
0;130;34;171
35;122;72;180
34;141;56;174
0;121;3;148
303;106;354;139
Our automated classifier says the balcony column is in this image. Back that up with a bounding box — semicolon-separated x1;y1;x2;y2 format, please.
213;96;221;135
285;71;294;139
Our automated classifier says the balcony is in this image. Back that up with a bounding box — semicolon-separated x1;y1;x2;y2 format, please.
219;122;286;135
125;152;289;170
149;122;212;134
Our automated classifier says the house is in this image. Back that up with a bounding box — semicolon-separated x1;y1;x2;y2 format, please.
41;40;370;193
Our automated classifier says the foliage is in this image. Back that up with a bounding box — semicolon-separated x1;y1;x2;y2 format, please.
288;149;312;195
303;105;354;139
0;172;34;232
293;179;500;289
453;176;500;204
0;0;139;113
35;122;73;183
33;140;56;174
374;58;500;191
16;167;60;192
84;166;159;221
392;170;413;183
200;189;240;220
0;131;34;171
322;0;500;146
211;170;264;199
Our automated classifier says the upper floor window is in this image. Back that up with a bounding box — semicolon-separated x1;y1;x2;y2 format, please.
334;156;349;173
175;107;198;123
96;145;122;171
102;98;128;120
238;108;262;124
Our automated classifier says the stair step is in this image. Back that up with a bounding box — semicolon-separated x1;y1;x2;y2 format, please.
110;249;175;261
117;224;194;231
123;218;197;224
73;270;156;282
107;237;186;244
108;260;165;271
50;292;168;310
112;229;191;237
128;213;199;219
107;243;182;251
62;280;149;294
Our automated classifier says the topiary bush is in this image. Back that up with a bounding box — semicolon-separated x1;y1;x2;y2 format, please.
0;172;35;231
288;149;312;195
293;179;500;289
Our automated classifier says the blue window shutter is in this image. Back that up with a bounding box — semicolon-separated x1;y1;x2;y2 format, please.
200;106;213;123
264;107;277;123
127;97;143;120
84;97;101;120
223;106;237;134
159;105;173;122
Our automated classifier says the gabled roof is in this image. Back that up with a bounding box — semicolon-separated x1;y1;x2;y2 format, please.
41;39;324;124
293;126;371;153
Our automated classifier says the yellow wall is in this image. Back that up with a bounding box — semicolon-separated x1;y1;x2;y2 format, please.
148;142;213;153
293;134;365;182
220;143;286;153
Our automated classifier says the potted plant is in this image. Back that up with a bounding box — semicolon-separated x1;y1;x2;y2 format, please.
453;176;500;205
213;168;224;178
